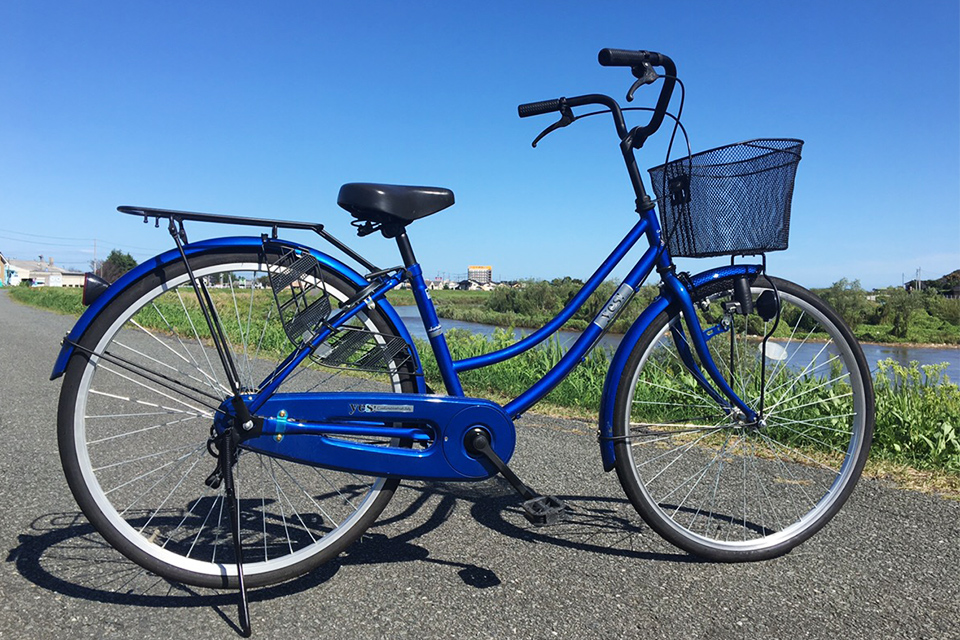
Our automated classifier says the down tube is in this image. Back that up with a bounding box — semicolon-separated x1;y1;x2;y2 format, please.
503;244;661;419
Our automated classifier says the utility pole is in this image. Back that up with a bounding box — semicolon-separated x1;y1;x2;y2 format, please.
93;239;98;276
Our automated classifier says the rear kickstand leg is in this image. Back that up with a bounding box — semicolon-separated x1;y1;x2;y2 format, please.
464;428;570;526
218;427;252;637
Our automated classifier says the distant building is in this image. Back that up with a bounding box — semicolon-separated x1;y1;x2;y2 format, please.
468;265;492;284
6;258;84;287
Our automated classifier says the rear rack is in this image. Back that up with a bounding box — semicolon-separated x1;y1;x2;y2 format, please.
118;205;380;274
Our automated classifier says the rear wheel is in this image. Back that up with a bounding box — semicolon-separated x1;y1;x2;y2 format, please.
58;246;418;587
613;276;874;561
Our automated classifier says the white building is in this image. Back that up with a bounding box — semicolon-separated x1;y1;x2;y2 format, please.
5;258;84;287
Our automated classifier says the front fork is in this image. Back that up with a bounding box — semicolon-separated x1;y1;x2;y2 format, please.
661;270;761;425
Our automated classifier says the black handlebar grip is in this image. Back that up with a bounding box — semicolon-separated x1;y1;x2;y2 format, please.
598;48;667;68
518;98;563;118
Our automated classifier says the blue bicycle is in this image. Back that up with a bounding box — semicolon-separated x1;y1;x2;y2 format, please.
53;49;874;634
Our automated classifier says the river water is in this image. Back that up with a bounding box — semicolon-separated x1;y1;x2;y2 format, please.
393;305;960;382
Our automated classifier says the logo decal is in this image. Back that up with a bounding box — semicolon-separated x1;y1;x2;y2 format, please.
349;403;415;415
593;283;635;330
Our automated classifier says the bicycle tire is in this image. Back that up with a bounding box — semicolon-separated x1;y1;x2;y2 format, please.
613;275;874;561
58;245;419;587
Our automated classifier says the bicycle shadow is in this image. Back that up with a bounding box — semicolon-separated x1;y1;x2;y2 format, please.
395;477;699;563
8;480;694;634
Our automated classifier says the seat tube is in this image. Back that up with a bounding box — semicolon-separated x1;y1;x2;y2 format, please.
407;263;464;396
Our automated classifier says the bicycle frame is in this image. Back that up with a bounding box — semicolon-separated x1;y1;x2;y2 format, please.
238;208;762;475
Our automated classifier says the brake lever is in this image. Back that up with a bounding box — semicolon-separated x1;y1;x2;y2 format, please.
531;100;575;148
626;62;659;102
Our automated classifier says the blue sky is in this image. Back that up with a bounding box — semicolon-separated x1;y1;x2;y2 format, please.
2;1;957;289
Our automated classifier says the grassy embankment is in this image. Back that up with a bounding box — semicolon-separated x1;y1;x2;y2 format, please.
9;286;958;494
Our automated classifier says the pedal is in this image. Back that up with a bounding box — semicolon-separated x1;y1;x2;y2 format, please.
522;495;569;526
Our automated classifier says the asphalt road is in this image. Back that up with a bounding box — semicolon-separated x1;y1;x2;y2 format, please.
0;289;957;640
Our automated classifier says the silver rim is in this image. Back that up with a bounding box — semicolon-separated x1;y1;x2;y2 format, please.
622;284;868;554
68;258;405;581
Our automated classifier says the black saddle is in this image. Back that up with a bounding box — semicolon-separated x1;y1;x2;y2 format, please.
337;183;454;237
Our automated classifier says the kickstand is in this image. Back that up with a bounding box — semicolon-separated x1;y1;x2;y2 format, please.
219;427;252;637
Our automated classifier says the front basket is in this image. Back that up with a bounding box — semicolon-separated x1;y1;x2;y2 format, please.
648;138;803;258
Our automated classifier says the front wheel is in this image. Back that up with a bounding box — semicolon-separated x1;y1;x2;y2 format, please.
613;275;874;561
57;246;419;587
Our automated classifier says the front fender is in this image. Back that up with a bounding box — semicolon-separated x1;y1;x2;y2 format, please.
597;264;761;471
50;237;422;389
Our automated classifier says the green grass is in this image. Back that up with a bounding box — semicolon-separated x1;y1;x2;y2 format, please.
873;360;960;472
8;286;84;315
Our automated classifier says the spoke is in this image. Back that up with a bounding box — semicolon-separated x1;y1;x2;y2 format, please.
269;459;295;554
669;432;736;525
106;443;206;502
754;433;820;517
757;430;843;475
93;364;218;415
136;451;208;536
275;460;342;530
86;409;193;419
635;375;729;409
631;399;720;411
161;485;216;552
271;468;320;545
176;288;227;396
696;432;736;536
244;277;259;386
765;310;809;385
764;420;853;457
93;442;200;470
764;354;844;398
768;413;857;437
629;420;730;437
210;494;227;564
252;301;277;378
115;338;230;399
227;275;253;388
637;424;728;485
312;466;366;512
132;311;229;397
767;335;834;404
748;437;779;533
741;436;748;540
766;389;854;418
87;414;205;446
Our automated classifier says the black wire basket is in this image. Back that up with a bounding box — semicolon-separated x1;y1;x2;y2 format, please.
648;138;803;258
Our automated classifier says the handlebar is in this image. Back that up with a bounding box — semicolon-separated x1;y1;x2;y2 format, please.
518;48;678;149
597;48;672;70
517;48;680;212
517;98;565;119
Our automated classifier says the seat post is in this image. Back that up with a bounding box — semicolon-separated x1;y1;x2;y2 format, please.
395;231;418;268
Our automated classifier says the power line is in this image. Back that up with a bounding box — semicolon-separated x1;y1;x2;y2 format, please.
0;229;158;253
